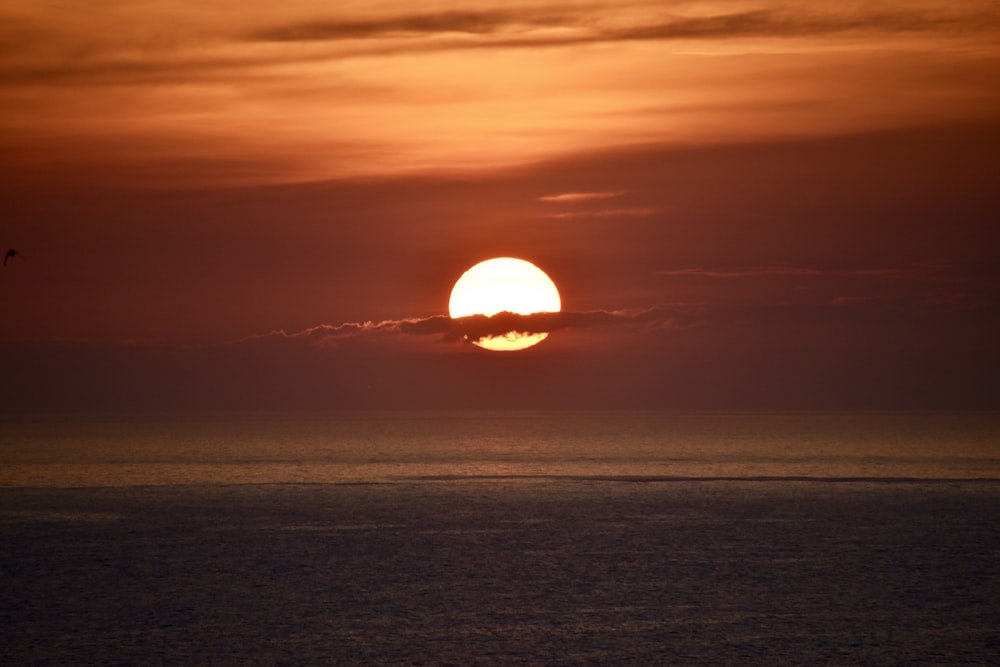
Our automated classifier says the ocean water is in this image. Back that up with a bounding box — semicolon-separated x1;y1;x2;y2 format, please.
2;412;999;664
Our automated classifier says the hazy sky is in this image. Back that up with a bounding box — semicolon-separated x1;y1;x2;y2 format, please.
2;0;998;410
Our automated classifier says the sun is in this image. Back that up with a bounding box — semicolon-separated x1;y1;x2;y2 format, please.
449;257;561;351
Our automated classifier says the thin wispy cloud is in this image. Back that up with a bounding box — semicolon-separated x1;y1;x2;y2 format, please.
652;263;997;316
606;8;1000;43
539;191;654;219
538;191;626;203
656;264;967;282
249;8;569;42
829;295;889;307
547;208;657;220
658;266;824;279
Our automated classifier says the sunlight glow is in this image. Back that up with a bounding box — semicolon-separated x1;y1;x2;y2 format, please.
449;257;561;351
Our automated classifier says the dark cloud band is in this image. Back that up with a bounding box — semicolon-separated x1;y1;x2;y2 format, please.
245;305;690;348
249;7;1000;48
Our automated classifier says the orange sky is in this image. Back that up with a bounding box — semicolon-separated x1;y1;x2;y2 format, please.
3;0;999;184
1;1;999;410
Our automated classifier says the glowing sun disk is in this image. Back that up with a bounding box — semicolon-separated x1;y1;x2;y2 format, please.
449;257;561;351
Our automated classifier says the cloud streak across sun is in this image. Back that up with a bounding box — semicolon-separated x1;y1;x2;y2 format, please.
236;305;694;350
231;253;996;350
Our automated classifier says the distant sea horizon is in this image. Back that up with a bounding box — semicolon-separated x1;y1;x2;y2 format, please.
2;409;999;488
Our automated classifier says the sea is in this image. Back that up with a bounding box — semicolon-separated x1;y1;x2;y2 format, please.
2;411;998;665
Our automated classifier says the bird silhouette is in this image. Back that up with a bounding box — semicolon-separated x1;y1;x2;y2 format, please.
4;248;22;267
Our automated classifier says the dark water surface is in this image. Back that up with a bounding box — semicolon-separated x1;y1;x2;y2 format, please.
2;413;999;664
3;482;999;665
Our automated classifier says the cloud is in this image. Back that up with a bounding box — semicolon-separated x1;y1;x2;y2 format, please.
606;9;1000;43
546;208;657;220
248;5;1000;51
829;295;888;307
442;306;692;341
657;266;824;279
538;190;655;219
220;258;996;353
249;8;568;42
235;319;414;348
538;191;625;203
655;264;967;281
5;3;997;88
238;305;693;349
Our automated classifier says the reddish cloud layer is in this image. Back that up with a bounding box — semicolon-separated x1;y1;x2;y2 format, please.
250;6;1000;50
2;1;998;184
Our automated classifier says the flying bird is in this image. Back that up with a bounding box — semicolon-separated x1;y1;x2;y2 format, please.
4;248;22;267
